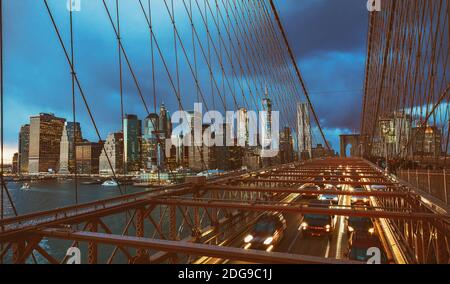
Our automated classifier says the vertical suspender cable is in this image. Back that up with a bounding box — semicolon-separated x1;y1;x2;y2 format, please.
69;1;78;205
116;0;127;193
268;0;330;151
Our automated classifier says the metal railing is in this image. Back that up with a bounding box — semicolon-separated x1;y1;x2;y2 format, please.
397;169;449;205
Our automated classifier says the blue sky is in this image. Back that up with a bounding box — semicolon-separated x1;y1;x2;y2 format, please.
2;0;369;162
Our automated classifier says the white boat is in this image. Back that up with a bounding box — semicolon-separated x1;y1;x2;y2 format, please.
21;183;31;190
101;180;119;187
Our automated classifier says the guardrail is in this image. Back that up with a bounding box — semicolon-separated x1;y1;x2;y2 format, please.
397;169;449;205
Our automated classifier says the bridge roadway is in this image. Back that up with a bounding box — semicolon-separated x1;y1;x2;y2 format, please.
197;188;354;264
1;158;449;264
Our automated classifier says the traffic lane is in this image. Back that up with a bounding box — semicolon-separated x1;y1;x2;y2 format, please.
276;192;351;259
223;190;351;263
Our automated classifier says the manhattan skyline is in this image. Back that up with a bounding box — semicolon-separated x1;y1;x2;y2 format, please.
1;0;368;162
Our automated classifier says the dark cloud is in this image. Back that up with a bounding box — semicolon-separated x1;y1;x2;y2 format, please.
2;0;368;157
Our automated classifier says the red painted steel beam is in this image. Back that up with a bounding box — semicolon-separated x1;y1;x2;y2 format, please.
145;198;447;220
258;174;385;179
205;185;408;197
236;179;396;186
40;229;361;264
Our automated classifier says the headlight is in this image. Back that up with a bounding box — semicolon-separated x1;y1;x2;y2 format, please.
368;228;375;234
363;198;369;203
351;197;357;202
301;222;308;229
348;226;354;232
325;225;331;229
263;237;274;245
333;197;338;201
244;235;254;243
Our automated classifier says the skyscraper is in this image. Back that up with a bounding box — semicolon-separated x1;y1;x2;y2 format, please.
99;132;124;175
260;96;273;150
124;114;142;172
279;127;294;164
12;153;19;174
18;124;30;173
59;122;83;174
76;140;103;175
142;113;159;170
28;113;66;174
159;103;172;139
297;103;312;160
237;108;249;147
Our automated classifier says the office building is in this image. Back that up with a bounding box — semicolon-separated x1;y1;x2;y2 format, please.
28;113;66;174
297;103;312;160
411;126;442;157
279;127;294;164
12;153;19;174
59;122;83;174
237;108;249;147
76;141;103;175
142;113;160;171
99;132;124;175
124;114;142;172
18;124;30;173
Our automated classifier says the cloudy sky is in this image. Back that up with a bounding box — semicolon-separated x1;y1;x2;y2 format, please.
1;0;369;162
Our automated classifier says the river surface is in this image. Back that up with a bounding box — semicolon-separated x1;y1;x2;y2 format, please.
2;180;154;264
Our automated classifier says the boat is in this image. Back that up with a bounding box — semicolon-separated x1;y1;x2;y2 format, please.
101;180;119;187
21;183;31;190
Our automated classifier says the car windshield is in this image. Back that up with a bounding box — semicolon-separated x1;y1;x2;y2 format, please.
304;214;329;221
304;186;318;190
254;221;276;233
349;247;369;261
349;217;371;224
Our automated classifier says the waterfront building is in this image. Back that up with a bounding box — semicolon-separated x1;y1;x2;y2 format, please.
99;132;124;175
28;113;66;174
59;122;83;174
124;114;142;173
12;153;19;174
76;140;104;175
18;124;30;173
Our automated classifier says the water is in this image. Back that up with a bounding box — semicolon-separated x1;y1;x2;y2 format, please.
5;181;147;216
2;180;149;263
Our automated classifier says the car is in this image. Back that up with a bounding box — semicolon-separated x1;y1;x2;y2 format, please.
244;213;287;251
313;176;324;185
318;185;339;205
299;183;321;200
347;232;388;263
351;185;370;206
346;216;375;235
300;214;335;239
300;200;335;239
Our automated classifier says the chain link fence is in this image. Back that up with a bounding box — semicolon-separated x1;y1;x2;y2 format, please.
397;169;449;205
